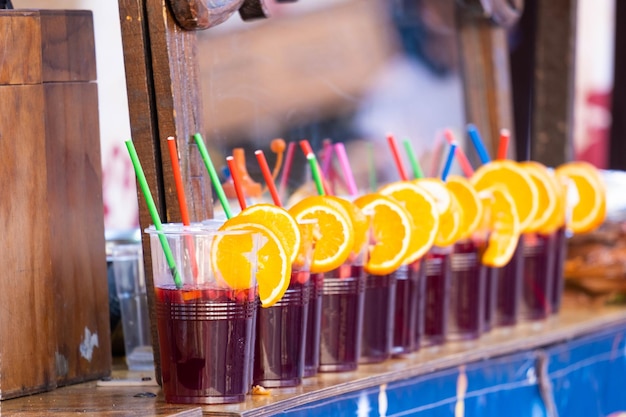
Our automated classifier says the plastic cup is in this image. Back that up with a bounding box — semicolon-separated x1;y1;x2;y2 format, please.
520;232;555;321
446;239;487;341
392;261;425;356
550;226;568;315
491;236;524;327
303;273;323;377
253;219;316;388
360;272;397;363
146;224;260;405
423;246;452;346
110;242;154;371
318;263;366;373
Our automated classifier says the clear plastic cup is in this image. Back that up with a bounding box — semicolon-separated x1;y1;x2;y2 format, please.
423;246;452;346
392;261;425;356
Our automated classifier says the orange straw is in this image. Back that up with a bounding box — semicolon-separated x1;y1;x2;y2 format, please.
255;150;282;207
497;129;510;160
386;133;409;181
166;137;199;278
444;129;474;177
226;156;247;211
299;139;333;195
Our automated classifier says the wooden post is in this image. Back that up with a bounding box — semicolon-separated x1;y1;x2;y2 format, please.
118;0;214;382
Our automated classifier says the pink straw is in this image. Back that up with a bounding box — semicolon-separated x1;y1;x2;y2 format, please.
226;156;247;211
429;132;445;177
387;133;409;181
444;129;474;177
278;141;295;197
334;143;358;196
497;129;510;160
255;150;282;207
321;139;334;177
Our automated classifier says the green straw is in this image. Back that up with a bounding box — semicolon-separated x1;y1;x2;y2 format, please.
307;153;325;196
403;139;425;179
193;133;233;219
125;140;182;288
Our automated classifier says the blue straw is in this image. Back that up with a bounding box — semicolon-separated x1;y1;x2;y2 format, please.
441;142;457;182
467;124;491;165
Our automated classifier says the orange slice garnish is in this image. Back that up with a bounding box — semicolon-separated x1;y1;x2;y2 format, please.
379;181;439;263
214;221;290;307
555;161;607;234
479;186;522;267
471;160;538;232
288;196;355;274
225;203;301;264
354;193;412;275
519;161;558;233
445;175;483;241
327;196;369;257
413;178;463;247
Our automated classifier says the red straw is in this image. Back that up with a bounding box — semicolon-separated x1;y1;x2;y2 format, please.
227;156;247;211
255;150;282;207
444;129;474;177
166;137;198;277
278;141;296;197
429;132;445;177
386;133;409;181
299;139;333;196
497;129;510;160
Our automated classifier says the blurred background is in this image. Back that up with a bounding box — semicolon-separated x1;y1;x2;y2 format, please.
13;0;618;234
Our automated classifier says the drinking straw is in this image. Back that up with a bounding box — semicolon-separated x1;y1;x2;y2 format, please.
402;139;425;179
368;141;378;192
194;133;233;219
386;133;409;181
334;142;358;196
269;138;286;180
300;139;332;195
429;132;445;178
467;124;491;164
278;141;296;197
125;140;182;288
444;129;474;177
307;153;325;196
441;142;457;182
166;137;198;278
321;139;334;178
226;156;247;211
497;129;510;160
255;150;282;206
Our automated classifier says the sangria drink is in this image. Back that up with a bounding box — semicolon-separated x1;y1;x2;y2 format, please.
520;232;555;321
360;273;396;363
393;261;425;355
423;247;452;346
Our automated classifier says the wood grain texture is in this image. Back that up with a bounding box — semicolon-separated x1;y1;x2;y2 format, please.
530;0;577;166
43;82;111;386
0;84;57;400
0;11;43;84
456;11;515;162
118;0;215;386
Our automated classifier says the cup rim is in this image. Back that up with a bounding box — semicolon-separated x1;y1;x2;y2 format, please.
145;223;252;237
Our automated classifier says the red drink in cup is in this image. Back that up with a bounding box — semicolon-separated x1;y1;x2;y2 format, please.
520;232;555;321
147;225;260;405
303;273;324;377
423;247;452;346
447;239;486;341
393;262;425;355
550;226;568;314
492;237;524;327
360;273;396;363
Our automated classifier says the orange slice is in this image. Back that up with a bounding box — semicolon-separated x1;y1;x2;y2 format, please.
354;193;412;275
537;169;567;235
555;161;607;234
379;181;439;263
479;186;522;267
214;221;290;307
327;196;369;257
471;160;538;232
413;178;462;247
225;203;301;264
288;196;355;274
445;175;483;241
519;161;558;233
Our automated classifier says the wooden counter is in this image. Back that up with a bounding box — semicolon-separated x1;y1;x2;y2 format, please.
2;293;624;416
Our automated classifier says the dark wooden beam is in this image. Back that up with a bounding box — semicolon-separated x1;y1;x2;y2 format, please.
609;0;626;170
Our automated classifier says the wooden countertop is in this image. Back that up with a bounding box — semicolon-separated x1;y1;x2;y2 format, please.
2;293;624;416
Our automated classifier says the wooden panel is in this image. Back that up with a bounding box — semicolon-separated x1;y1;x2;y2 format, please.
530;0;577;166
0;84;57;399
608;0;626;170
39;10;97;82
0;11;43;85
43;82;111;386
456;13;515;162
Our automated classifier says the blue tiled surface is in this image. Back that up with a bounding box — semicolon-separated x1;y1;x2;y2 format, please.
281;325;626;416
